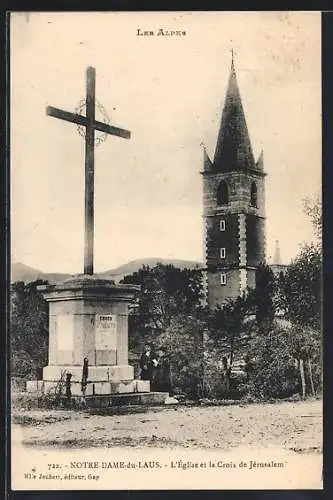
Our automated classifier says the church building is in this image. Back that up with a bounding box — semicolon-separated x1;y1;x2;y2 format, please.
201;57;266;309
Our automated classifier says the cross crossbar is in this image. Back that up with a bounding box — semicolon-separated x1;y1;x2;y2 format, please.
46;106;131;140
46;66;131;275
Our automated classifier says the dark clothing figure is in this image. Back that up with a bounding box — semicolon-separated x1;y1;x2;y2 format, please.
221;356;231;393
153;354;172;394
140;351;153;381
81;357;89;394
65;373;72;407
81;358;89;406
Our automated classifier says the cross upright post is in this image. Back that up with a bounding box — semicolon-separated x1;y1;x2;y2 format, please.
46;66;131;275
85;67;96;275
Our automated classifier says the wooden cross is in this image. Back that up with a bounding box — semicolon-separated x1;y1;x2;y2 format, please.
47;66;131;275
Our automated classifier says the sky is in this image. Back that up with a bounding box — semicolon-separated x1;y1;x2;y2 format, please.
10;12;321;273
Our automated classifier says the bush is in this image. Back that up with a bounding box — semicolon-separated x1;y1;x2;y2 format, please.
11;280;49;380
244;322;321;399
202;346;246;399
11;350;39;379
148;314;205;400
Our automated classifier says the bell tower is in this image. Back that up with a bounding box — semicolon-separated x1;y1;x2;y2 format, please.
201;56;266;308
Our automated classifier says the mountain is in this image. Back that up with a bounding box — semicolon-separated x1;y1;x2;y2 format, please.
11;258;203;283
11;262;72;283
11;262;44;283
99;258;203;282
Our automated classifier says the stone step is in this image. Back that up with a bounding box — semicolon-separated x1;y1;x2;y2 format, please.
81;391;169;408
26;379;150;395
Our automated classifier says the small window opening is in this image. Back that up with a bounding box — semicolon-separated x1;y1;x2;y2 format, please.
217;181;229;205
251;182;258;208
220;273;227;285
220;248;226;259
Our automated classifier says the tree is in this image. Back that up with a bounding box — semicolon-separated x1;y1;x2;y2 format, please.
11;280;49;379
206;294;249;394
274;195;322;397
288;324;321;397
122;263;203;346
278;243;321;329
249;264;276;333
245;323;300;399
303;195;322;242
156;313;205;399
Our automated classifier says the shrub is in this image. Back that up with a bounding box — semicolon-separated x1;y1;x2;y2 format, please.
244;322;321;399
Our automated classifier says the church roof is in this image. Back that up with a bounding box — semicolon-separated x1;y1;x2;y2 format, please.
213;58;256;173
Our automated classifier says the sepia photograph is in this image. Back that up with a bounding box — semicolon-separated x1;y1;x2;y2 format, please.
10;11;322;490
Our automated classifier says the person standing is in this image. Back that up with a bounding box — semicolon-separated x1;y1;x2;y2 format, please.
221;355;231;394
140;344;154;382
81;357;89;406
153;349;172;394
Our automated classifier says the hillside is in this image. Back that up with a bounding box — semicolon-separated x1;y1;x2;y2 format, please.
11;262;71;283
98;258;203;282
11;258;203;283
11;262;43;283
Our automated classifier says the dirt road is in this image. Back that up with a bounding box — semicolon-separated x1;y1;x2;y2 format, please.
13;399;322;452
11;399;322;490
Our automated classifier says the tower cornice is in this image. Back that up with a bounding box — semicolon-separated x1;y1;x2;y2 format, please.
200;168;266;178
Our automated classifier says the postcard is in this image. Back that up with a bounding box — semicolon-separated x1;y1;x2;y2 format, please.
10;11;322;490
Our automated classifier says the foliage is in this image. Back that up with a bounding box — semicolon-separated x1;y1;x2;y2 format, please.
277;243;321;329
243;322;300;399
153;313;205;400
303;195;322;242
122;263;203;346
243;320;321;399
244;196;323;399
207;295;248;362
11;280;49;379
202;337;248;400
288;324;322;393
250;264;276;332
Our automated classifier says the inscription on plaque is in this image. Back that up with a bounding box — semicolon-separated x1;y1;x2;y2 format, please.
95;314;117;350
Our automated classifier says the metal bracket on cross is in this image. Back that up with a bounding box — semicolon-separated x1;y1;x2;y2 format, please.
75;98;111;146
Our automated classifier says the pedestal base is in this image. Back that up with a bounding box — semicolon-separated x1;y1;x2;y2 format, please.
87;392;171;407
43;364;134;382
37;276;141;397
24;382;171;406
26;378;150;395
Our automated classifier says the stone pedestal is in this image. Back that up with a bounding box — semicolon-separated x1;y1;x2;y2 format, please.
37;275;144;395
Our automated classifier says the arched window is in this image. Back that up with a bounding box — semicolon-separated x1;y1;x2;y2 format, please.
250;182;258;208
217;181;228;205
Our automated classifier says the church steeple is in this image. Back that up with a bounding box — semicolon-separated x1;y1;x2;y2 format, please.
201;54;267;308
213;55;255;172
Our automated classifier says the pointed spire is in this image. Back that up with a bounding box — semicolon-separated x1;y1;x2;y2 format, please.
273;240;282;265
213;54;255;172
256;149;264;171
202;143;213;172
